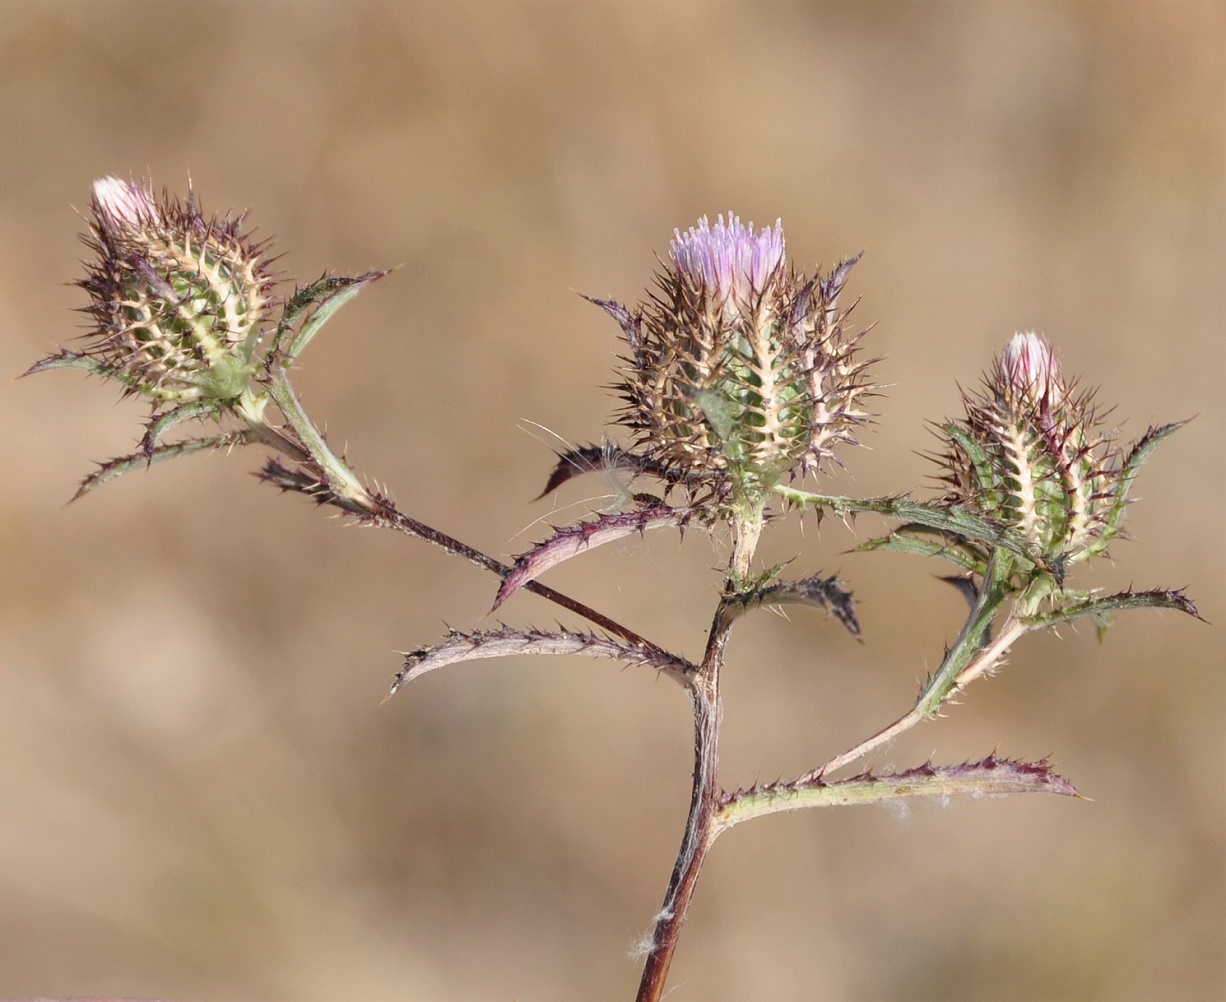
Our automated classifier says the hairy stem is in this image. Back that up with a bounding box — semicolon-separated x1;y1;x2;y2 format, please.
636;505;764;999
635;675;721;1002
729;498;766;581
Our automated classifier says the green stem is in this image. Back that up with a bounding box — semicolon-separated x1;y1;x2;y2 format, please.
818;550;1019;778
266;368;367;502
913;549;1014;713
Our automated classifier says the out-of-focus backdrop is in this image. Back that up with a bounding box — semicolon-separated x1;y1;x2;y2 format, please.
1;2;1222;1000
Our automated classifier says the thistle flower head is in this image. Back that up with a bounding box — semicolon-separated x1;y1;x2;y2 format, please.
935;333;1119;564
669;215;786;323
597;213;871;494
76;176;275;405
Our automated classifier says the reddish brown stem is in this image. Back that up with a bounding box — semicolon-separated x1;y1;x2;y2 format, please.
635;587;739;1000
635;673;721;1002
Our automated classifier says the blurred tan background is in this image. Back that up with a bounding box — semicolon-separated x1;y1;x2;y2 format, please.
1;2;1223;1000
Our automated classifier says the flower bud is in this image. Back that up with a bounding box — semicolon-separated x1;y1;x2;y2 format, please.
1000;331;1063;410
601;213;871;491
937;333;1113;562
78;176;274;405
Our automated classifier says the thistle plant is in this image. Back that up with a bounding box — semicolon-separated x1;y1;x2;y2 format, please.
28;181;1200;1002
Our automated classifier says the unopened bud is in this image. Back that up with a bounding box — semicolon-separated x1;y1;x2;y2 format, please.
937;333;1115;562
78;176;275;405
1000;332;1063;409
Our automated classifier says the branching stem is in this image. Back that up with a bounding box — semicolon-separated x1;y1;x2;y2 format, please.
261;371;674;662
818;550;1023;778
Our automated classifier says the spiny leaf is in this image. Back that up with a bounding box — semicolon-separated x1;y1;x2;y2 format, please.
23;350;116;379
269;270;389;363
943;421;999;494
726;573;860;638
1024;587;1204;631
73;430;256;501
534;443;711;500
1093;421;1188;551
717;754;1079;829
535;445;610;498
857;524;986;572
140;400;225;453
776;487;1047;569
389;625;693;697
494;504;702;610
23;350;169;398
582;294;644;363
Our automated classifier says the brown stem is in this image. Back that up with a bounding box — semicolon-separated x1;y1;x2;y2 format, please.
635;672;721;1002
372;501;681;666
252;415;680;666
635;562;746;999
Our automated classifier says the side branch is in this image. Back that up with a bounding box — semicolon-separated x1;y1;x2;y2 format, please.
259;459;681;670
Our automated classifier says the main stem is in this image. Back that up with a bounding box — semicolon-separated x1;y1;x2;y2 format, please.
635;501;764;1002
634;675;722;1002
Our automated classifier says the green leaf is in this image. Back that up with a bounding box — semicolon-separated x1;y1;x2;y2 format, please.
716;755;1079;831
944;422;999;494
1024;587;1203;631
22;351;174;399
72;430;258;501
857;524;985;572
776;487;1045;568
694;388;737;446
269;270;390;363
1088;421;1188;556
141;400;224;452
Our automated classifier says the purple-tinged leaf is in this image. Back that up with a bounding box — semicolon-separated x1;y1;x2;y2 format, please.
389;625;694;697
494;505;701;610
722;573;860;638
257;457;363;513
533;442;708;500
535;444;610;499
582;294;644;362
819;253;861;307
718;754;1079;829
